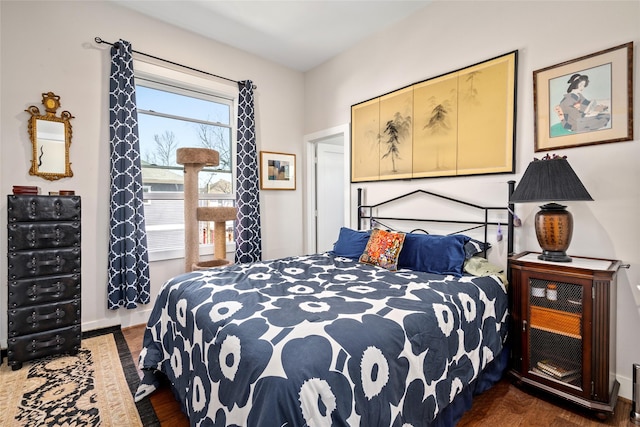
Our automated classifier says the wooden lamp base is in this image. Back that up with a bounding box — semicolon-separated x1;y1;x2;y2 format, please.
534;202;573;262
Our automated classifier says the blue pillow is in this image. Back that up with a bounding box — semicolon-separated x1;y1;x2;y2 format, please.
330;227;371;258
464;238;491;259
398;233;469;276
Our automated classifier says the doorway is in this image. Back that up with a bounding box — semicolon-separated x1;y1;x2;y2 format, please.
316;141;344;252
304;124;349;254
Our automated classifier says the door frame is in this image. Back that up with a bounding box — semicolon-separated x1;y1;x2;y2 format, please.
303;124;350;254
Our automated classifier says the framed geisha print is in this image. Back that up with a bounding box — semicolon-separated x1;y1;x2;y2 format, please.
534;42;633;152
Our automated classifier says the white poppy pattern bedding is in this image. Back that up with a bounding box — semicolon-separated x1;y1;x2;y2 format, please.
136;253;508;426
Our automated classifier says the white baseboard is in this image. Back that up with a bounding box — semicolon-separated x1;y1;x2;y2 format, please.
618;374;632;401
81;309;153;333
0;311;153;361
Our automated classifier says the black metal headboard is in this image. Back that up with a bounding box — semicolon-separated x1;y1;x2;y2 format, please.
357;181;516;257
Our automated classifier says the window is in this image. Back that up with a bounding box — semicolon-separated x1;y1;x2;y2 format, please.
134;64;236;261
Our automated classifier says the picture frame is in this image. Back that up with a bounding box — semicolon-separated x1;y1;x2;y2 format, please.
533;42;633;152
350;51;517;182
259;151;296;190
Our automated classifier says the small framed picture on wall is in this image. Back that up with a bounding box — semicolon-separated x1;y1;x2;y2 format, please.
533;42;633;152
259;151;296;190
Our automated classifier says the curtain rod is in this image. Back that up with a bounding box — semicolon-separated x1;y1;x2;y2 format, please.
94;37;256;89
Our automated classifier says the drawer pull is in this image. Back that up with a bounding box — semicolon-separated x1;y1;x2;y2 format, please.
27;335;65;352
27;282;65;298
28;308;66;324
28;256;61;268
39;229;61;239
39;257;61;266
27;230;36;246
29;200;37;217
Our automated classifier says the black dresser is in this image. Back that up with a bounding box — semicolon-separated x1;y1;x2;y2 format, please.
7;195;81;370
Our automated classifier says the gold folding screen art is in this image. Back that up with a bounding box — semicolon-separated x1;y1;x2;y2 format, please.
351;51;517;182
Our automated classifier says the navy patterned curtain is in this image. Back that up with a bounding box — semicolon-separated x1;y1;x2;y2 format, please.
235;80;262;263
107;39;151;309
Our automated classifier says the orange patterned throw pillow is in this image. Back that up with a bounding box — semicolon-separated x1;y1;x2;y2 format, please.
359;229;406;271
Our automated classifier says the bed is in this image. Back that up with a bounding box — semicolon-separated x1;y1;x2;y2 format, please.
135;184;516;426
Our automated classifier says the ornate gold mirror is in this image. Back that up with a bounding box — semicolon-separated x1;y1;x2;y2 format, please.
26;92;74;180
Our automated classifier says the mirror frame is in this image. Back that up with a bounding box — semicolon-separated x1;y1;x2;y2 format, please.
26;92;74;180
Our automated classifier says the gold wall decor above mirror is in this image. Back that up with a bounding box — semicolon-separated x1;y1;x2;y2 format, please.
26;92;74;180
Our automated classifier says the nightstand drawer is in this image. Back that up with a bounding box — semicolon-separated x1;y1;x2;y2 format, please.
530;306;581;338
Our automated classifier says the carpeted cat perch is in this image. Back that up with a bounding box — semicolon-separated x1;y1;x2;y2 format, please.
177;147;237;272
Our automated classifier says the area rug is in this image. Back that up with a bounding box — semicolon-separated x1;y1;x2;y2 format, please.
0;326;159;427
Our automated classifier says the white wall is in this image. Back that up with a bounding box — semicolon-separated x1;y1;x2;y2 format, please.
1;0;638;403
0;1;304;343
304;1;640;400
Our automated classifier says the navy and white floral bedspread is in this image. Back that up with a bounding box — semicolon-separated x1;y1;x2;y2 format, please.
136;253;508;426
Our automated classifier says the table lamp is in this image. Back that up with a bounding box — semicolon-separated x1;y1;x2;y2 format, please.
509;155;593;262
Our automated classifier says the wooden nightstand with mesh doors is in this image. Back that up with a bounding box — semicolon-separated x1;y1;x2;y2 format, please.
508;251;622;420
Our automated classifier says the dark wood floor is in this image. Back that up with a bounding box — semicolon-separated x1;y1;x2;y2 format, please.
122;324;632;426
123;324;189;426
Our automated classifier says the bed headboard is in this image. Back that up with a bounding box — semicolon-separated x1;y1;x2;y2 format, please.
356;181;516;258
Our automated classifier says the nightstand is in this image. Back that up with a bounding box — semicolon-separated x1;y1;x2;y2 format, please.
508;251;621;419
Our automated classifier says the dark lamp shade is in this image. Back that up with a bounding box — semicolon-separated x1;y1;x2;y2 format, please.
510;157;592;262
509;157;593;203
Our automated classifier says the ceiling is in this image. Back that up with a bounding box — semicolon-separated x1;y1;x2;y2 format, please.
113;0;432;72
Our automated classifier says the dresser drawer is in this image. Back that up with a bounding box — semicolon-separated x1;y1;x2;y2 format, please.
8;247;81;279
7;325;81;367
8;300;80;337
7;195;81;222
8;221;80;250
8;274;80;307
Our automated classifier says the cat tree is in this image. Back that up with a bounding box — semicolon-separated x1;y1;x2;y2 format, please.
176;147;237;272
